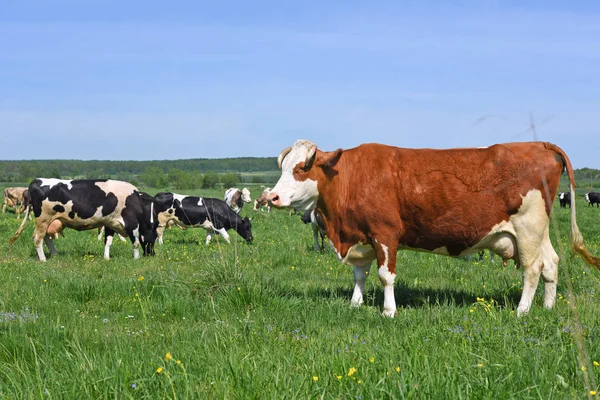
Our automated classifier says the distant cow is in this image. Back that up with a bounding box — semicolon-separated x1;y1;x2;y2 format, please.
253;187;272;213
301;209;327;252
585;192;600;207
558;192;571;208
3;187;28;218
9;179;158;261
268;139;600;317
224;188;251;214
154;192;253;245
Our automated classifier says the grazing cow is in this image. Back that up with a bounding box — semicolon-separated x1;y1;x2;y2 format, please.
154;192;253;245
9;179;158;261
2;187;28;218
253;187;272;213
268;140;600;317
224;188;251;214
558;192;571;208
585;192;600;207
301;209;327;252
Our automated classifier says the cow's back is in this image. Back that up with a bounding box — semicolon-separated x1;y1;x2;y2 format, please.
30;179;138;226
320;142;564;254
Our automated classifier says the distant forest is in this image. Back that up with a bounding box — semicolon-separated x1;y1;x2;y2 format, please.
0;159;599;191
0;158;279;189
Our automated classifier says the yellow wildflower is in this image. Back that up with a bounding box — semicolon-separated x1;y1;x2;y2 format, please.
348;367;357;377
336;375;342;380
582;366;586;372
156;367;163;374
313;376;319;382
595;361;600;367
369;357;375;363
591;391;597;396
176;360;182;365
396;367;401;373
164;352;172;361
138;276;144;281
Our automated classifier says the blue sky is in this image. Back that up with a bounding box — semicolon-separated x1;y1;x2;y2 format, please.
1;1;599;168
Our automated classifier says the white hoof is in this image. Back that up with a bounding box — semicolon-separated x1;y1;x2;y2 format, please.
382;309;397;318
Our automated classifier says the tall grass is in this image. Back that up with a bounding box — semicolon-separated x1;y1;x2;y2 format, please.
0;189;599;398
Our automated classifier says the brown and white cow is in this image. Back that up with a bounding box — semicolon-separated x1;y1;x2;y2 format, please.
9;178;158;261
268;140;600;317
253;187;272;212
3;187;28;218
224;188;252;214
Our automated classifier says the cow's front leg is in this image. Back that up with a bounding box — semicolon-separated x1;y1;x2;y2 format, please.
375;241;398;318
350;263;371;307
103;227;116;260
216;228;230;244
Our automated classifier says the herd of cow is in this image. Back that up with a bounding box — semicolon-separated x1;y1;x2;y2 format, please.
4;181;268;261
4;139;600;318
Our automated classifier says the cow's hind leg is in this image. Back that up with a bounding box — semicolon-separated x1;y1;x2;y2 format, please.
375;241;398;318
540;230;559;309
350;263;371;308
513;198;550;315
33;222;52;261
157;225;165;245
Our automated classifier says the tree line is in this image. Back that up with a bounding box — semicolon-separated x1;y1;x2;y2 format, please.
0;157;279;189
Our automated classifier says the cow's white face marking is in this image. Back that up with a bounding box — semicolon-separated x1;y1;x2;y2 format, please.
559;193;564;200
271;141;319;211
197;198;203;206
40;178;73;189
241;188;251;203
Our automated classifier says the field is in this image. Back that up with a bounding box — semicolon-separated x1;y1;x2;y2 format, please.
1;186;600;399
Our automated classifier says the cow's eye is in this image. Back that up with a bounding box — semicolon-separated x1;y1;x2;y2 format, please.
295;162;309;174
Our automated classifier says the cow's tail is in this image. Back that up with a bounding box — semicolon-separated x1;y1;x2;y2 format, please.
546;143;600;269
8;204;31;245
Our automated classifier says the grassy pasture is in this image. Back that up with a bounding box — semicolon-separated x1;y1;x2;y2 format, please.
1;187;600;399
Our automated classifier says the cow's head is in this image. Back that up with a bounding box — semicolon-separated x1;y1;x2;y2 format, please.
236;216;254;243
268;140;343;211
241;188;252;203
139;192;159;256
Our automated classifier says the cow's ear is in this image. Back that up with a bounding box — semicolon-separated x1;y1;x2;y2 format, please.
316;148;343;169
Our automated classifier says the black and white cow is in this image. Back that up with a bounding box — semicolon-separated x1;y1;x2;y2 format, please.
301;209;327;252
558;192;571;208
585;192;600;207
154;192;253;245
9;179;158;261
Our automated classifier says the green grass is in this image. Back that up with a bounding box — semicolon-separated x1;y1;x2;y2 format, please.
1;190;600;399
